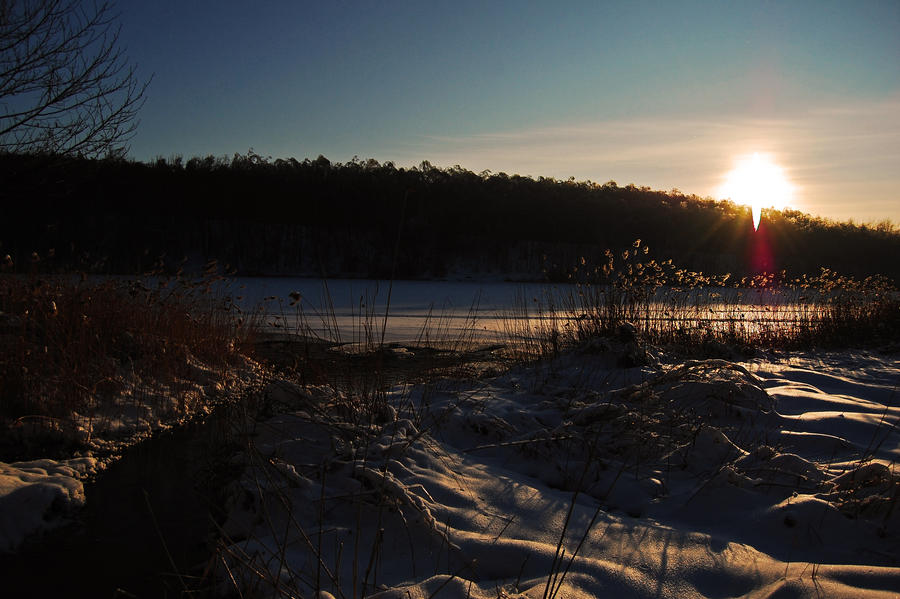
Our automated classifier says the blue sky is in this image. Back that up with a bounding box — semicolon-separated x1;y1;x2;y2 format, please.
119;1;899;223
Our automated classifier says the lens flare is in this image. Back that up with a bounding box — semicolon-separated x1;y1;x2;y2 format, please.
718;153;794;231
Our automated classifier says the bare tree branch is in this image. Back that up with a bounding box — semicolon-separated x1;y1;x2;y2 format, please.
0;0;149;157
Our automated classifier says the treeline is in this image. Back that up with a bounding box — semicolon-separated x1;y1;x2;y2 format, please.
1;151;898;282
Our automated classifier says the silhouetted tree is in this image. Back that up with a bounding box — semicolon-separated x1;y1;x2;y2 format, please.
1;152;897;281
0;0;149;157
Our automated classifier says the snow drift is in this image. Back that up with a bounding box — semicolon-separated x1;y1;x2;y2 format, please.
218;348;900;598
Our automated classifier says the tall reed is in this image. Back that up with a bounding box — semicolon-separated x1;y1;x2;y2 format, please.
507;240;898;357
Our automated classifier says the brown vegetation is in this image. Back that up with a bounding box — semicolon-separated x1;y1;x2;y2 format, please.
0;267;256;459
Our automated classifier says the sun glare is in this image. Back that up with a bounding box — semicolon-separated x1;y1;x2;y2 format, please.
718;153;794;230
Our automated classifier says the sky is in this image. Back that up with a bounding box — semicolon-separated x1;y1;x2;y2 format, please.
118;1;900;224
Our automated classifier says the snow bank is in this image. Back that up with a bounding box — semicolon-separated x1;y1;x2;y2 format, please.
0;457;97;552
0;353;265;554
218;349;900;598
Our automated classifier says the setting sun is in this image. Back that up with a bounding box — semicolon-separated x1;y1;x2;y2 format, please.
718;153;794;230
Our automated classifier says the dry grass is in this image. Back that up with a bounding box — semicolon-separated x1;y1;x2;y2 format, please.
505;240;899;360
0;264;258;458
251;281;500;426
2;242;895;595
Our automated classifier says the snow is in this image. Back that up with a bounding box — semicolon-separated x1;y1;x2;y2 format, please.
233;277;554;344
0;457;97;552
1;342;896;597
0;352;262;555
215;347;900;597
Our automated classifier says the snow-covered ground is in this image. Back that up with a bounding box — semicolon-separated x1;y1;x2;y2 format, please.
0;352;263;556
0;457;98;553
219;347;900;598
1;343;896;598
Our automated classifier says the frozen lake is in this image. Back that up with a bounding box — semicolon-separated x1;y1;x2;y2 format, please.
231;277;547;345
227;277;838;346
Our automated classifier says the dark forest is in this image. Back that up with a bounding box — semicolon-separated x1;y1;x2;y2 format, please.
2;152;898;282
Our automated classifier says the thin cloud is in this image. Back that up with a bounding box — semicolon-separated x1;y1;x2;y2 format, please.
393;96;900;223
